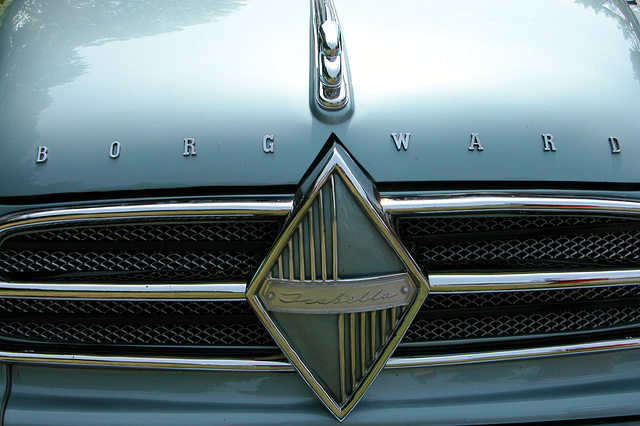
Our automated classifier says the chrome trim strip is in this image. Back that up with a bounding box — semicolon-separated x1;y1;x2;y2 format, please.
330;174;338;281
387;338;640;369
319;189;328;282
0;352;294;371
0;281;247;300
338;313;346;400
7;268;637;299
429;269;640;293
381;195;640;215
1;338;637;372
0;200;293;234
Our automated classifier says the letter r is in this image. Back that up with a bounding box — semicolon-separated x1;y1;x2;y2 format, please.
183;138;197;156
542;134;556;152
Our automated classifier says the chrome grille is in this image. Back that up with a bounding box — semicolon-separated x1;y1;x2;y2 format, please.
0;201;639;356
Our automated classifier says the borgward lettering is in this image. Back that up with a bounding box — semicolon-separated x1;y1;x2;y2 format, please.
31;134;624;163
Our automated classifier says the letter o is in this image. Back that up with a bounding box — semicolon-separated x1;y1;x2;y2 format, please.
109;141;121;159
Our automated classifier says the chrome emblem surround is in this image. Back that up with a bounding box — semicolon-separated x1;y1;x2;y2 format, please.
246;140;429;420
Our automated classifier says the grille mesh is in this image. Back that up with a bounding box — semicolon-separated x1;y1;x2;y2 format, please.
0;220;281;282
0;321;274;347
397;215;617;236
0;249;258;280
404;306;640;343
0;298;255;316
10;222;276;243
396;215;640;271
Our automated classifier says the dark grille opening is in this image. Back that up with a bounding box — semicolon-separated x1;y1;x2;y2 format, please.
0;284;637;353
0;322;274;347
0;220;282;282
0;298;256;317
0;299;275;348
395;215;640;272
404;285;640;345
404;306;640;344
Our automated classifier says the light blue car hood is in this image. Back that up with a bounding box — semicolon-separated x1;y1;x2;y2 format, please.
1;0;640;198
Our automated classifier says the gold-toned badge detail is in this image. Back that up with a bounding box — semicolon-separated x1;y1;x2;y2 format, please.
260;273;416;314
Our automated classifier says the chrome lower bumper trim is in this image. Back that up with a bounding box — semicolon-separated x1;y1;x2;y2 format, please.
1;338;638;372
388;338;640;369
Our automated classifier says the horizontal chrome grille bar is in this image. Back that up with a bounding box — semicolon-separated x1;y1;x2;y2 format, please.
428;269;640;293
0;281;247;300
0;338;637;372
0;200;293;235
381;195;640;215
2;269;639;299
8;195;640;236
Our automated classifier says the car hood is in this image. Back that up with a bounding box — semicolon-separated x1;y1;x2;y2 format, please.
1;0;640;198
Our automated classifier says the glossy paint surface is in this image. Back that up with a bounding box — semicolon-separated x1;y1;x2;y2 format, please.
4;346;640;424
0;0;639;198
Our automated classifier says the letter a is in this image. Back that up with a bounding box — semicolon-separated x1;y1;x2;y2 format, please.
468;133;484;151
391;133;410;151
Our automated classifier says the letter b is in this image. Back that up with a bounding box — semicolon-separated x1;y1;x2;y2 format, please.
36;146;48;163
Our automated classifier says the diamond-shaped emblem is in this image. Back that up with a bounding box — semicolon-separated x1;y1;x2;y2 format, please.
246;140;429;420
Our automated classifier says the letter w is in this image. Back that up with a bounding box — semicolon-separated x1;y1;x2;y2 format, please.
391;133;410;150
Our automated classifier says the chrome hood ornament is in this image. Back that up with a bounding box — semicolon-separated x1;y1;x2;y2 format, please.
246;139;429;420
312;0;350;110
